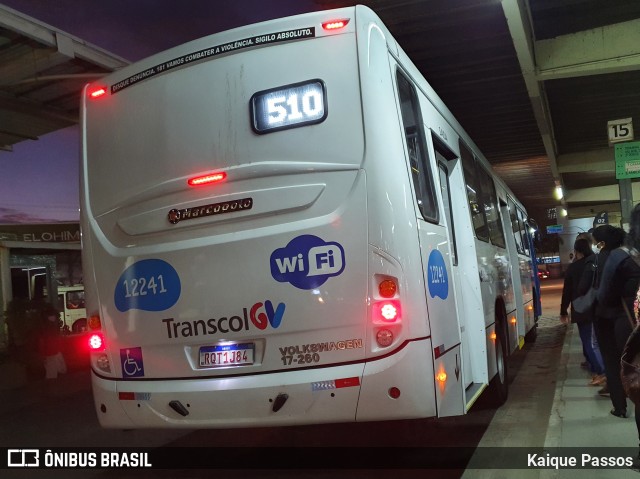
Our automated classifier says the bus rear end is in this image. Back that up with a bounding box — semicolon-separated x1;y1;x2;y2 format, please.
81;8;388;428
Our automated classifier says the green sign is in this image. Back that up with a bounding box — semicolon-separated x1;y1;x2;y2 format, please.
615;142;640;179
546;224;563;234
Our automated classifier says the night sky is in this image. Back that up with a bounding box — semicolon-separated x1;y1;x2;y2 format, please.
0;0;321;223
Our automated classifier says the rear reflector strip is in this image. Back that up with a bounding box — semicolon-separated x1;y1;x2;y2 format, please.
118;392;151;401
335;377;360;388
311;377;360;391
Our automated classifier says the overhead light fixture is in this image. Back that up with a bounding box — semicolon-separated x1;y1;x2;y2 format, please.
554;186;564;200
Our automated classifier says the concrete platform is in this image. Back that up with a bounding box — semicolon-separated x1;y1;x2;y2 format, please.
464;280;640;478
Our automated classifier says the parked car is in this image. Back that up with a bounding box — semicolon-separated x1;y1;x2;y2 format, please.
538;270;550;280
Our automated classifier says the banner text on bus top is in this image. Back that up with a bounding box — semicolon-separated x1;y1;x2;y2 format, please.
110;28;316;95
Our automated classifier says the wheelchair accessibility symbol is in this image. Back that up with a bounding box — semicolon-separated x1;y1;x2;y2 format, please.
120;347;145;378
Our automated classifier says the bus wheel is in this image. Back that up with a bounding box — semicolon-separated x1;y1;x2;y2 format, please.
489;321;509;407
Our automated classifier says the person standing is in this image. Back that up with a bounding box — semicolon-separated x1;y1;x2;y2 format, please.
594;223;640;418
560;238;606;384
603;204;640;470
624;280;640;469
38;305;67;380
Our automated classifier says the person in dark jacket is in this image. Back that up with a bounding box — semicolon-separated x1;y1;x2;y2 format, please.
624;293;640;464
594;224;640;418
618;204;640;463
560;238;605;384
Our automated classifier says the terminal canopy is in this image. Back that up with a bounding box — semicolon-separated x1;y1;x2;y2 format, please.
0;4;128;152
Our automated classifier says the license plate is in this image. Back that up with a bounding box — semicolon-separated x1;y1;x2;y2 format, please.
199;343;254;368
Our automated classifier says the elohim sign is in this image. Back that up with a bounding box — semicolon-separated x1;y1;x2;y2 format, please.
0;223;80;243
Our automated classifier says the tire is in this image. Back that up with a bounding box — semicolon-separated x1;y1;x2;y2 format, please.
71;318;87;333
488;320;509;407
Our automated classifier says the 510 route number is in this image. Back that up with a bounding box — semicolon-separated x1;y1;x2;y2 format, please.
251;80;327;134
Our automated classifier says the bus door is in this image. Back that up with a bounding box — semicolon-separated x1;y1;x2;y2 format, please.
435;151;472;391
503;197;527;343
395;69;464;417
421;139;465;418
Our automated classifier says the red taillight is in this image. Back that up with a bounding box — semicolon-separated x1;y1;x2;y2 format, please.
373;300;401;322
88;86;107;99
187;172;227;187
322;19;350;31
88;333;105;351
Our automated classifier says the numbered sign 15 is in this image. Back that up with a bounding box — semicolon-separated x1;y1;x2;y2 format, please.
608;118;634;144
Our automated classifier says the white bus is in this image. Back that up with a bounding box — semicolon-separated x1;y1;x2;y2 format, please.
58;285;87;333
81;5;540;428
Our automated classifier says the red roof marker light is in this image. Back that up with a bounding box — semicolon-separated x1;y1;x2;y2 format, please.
188;172;227;187
88;86;107;99
322;19;350;31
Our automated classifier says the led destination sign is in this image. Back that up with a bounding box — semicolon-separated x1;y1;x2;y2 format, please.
251;80;327;134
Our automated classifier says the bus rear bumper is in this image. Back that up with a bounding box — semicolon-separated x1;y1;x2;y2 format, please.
92;363;365;429
91;339;434;429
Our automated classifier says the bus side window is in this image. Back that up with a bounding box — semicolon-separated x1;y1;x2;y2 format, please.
396;71;439;223
518;208;531;257
478;166;506;248
459;141;489;242
508;197;525;254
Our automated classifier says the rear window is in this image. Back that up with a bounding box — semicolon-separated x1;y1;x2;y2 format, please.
84;35;363;216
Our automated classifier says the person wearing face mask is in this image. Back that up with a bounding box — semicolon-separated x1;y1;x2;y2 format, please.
560;238;606;385
592;241;602;255
592;224;640;418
